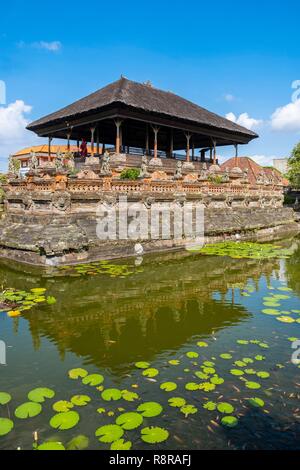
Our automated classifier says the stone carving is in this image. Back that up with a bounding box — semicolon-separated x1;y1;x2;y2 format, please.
84;156;100;166
139;156;150;178
143;196;155;209
52;191;71;211
151;170;168;181
241;168;249;184
22;194;33;210
198;163;209;181
149;157;163;167
184;173;198;183
29;151;39;170
174;161;183;180
256;172;265;185
222;168;230;183
182;161;195;171
55;151;64;171
100;152;112;175
77;168;99;180
8;155;20;177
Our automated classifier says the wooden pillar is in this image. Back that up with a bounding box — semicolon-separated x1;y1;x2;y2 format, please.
145;125;149;155
200;149;206;162
185;133;192;162
152;126;160;159
102;142;105;155
115;119;123;154
209;148;213;162
169;129;174;158
67;132;71;151
48;137;53;161
212;139;217;165
96;128;100;154
90;127;95;155
192;140;195;161
234;144;239;166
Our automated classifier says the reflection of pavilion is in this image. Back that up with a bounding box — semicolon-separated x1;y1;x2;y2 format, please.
1;252;280;371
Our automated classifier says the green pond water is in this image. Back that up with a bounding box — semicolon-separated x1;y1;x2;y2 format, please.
0;239;300;450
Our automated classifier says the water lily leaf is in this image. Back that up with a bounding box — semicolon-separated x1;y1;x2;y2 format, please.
248;397;265;408
121;390;139;402
137;402;163;417
168;397;186;408
210;375;224;385
53;400;74;412
66;435;89;450
135;361;150;369
160;382;177;392
97;407;106;414
221;416;238;428
202;367;216;375
0;392;11;405
234;361;246;367
180;404;198;417
199;382;216;392
256;371;270;379
237;340;249;345
255;355;265;361
185;382;199;391
141;426;169;444
96;424;124;443
46;296;57;305
116;412;143;430
0;418;14;436
37;442;65;451
101;389;122;401
186;351;199;358
245;381;261;390
168;359;180;365
197;341;208;347
262;309;280;316
259;343;269;349
220;353;232;359
277;316;295;323
217;402;234;414
15;402;42;419
230;369;244;376
82;374;104;386
142;368;159;378
110;439;132;450
245;369;256;375
203;361;215;367
243;358;254;364
68;368;88;379
71;395;91;406
50;411;80;430
203;401;217;411
27;387;55;403
195;371;209;380
31;288;46;294
277;287;292;292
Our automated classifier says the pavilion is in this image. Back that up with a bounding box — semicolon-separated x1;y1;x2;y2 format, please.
27;77;258;164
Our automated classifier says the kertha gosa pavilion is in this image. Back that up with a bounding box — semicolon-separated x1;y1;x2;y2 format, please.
1;78;297;266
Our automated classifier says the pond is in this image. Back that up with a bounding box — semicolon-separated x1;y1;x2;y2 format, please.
0;238;300;450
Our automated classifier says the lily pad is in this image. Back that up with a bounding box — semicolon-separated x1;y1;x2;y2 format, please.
0;392;11;405
220;353;232;360
135;361;150;369
256;371;270;379
198;382;216;392
245;381;261;390
168;397;186;408
160;382;177;392
185;382;199;391
180;404;198;417
53;401;74;412
71;395;91;406
95;424;124;443
197;341;208;347
0;418;14;436
186;351;199;358
66;435;89;450
68;368;88;379
141;426;169;444
248;397;265;408
37;442;65;451
101;388;122;401
50;411;80;430
27;387;55;403
230;369;244;376
221;416;238;428
137;402;163;417
116;412;143;430
15;402;42;419
82;374;104;386
217;402;234;414
121;390;139;402
110;439;132;450
142;368;159;378
210;375;224;385
168;360;180;366
203;401;217;411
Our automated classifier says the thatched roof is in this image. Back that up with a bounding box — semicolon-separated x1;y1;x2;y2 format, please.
27;78;258;141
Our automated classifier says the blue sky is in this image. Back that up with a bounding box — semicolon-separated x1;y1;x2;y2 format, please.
1;0;300;170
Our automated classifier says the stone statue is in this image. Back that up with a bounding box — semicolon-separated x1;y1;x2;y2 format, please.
29;151;39;170
55;151;64;171
222;168;230;183
198;162;209;181
174;161;183;180
139;156;150;178
100;151;111;175
256;172;265;185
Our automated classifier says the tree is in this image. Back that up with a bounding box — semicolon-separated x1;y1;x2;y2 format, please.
287;142;300;189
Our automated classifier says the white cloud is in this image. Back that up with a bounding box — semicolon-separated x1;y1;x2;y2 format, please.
248;154;279;167
224;94;235;102
0;100;41;172
271;99;300;131
226;112;263;130
17;40;62;52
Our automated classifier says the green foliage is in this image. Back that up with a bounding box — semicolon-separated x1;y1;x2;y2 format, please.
50;411;80;430
208;174;224;185
120;168;140;180
287;142;300;188
15;402;42;419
